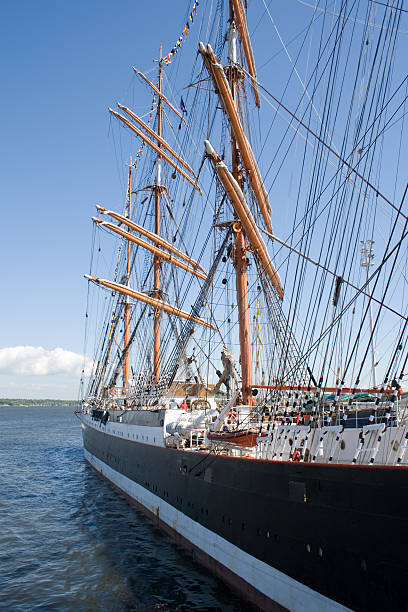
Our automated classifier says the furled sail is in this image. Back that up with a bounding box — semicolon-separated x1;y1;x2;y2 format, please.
133;67;187;125
96;205;206;273
205;140;283;300
109;108;202;193
231;0;260;107
117;104;197;178
92;217;207;281
84;275;215;330
199;43;271;232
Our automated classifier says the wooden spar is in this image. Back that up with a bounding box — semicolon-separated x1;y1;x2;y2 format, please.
109;108;202;194
117;103;197;178
198;43;272;233
84;275;215;330
123;163;132;388
198;41;216;80
96;206;207;273
212;59;271;230
251;384;394;395
220;166;283;298
205;140;283;299
92;217;207;281
133;67;187;125
231;0;260;107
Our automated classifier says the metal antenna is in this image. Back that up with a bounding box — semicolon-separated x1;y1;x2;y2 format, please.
361;240;376;387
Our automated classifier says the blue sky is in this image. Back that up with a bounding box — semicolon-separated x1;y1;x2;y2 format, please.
1;1;202;398
0;0;302;399
1;1;407;398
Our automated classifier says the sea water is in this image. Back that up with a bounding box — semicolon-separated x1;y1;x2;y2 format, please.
0;406;247;611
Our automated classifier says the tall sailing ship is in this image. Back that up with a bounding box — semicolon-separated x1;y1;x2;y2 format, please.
80;1;408;610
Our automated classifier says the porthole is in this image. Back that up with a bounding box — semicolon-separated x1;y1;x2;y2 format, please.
340;440;346;450
289;438;293;446
392;440;400;452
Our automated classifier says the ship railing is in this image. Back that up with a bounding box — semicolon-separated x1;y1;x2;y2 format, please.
343;423;408;465
190;428;206;449
256;419;408;465
391;424;408;465
258;423;355;464
310;425;347;463
259;401;396;429
308;424;382;465
308;422;402;465
352;422;387;465
257;424;312;462
256;421;285;459
169;429;206;450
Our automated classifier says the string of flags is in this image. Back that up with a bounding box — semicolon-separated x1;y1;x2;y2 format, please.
128;89;158;179
163;2;199;65
180;97;187;115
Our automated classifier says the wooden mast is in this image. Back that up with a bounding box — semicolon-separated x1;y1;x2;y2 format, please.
228;3;252;406
154;53;163;384
123;159;132;390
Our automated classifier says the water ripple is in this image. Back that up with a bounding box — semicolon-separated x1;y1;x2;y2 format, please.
0;407;249;611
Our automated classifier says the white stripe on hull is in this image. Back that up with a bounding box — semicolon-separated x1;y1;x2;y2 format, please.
84;448;351;612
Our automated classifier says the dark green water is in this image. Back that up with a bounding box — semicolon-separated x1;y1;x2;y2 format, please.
0;406;247;611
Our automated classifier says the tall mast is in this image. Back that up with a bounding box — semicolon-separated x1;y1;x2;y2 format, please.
123;158;132;389
153;53;163;384
228;3;252;405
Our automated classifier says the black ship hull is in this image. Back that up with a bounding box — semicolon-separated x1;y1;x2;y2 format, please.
82;419;408;611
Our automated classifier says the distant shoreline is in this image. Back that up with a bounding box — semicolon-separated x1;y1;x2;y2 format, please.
0;399;80;407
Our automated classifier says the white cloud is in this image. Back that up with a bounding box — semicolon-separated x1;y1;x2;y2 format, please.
0;346;92;377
